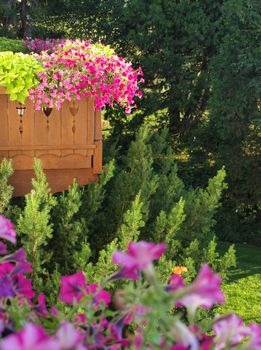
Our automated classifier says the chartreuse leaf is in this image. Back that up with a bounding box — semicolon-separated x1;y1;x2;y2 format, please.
0;51;44;103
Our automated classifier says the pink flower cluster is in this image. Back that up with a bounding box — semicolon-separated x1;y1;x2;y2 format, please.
23;38;66;53
0;216;260;350
28;39;143;113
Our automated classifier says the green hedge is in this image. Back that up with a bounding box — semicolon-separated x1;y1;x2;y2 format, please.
0;37;25;52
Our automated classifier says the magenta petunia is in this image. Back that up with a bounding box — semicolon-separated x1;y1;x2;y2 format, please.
34;293;48;318
0;262;34;299
165;274;185;292
1;323;60;350
86;283;111;307
56;322;84;350
0;241;7;254
5;248;32;274
213;314;249;349
0;274;16;298
0;215;16;244
112;241;166;272
247;323;261;350
176;264;225;314
109;266;139;281
171;321;198;350
59;272;87;305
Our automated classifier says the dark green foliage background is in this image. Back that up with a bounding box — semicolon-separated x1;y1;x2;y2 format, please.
0;0;260;243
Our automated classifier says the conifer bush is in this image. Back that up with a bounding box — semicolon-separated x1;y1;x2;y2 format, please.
0;127;236;298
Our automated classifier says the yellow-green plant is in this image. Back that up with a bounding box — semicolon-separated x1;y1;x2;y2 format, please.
0;51;43;103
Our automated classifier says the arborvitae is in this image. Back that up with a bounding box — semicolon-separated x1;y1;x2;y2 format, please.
0;159;13;214
78;160;115;253
49;181;87;274
104;127;158;239
181;168;227;245
17;159;56;291
118;192;144;249
91;193;145;284
153;198;186;259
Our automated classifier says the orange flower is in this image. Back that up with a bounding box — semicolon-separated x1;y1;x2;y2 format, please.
172;266;188;275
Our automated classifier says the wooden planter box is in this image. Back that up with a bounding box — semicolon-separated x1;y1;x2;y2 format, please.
0;87;102;196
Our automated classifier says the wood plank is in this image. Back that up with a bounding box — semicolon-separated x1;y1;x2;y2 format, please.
61;101;74;156
8;100;23;146
93;140;103;174
21;99;34;156
0;145;95;151
12;154;92;170
73;98;88;156
94;109;102;141
10;169;99;196
34;109;49;145
0;95;9;146
87;97;95;145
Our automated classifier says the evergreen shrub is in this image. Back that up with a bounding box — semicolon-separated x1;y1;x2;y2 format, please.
0;127;236;300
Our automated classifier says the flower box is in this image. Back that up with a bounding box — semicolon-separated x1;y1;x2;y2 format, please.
0;39;142;195
0;86;102;196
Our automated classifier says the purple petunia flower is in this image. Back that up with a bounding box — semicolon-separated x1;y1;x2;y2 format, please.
0;215;16;244
59;272;87;305
176;264;225;314
0;242;7;254
112;241;166;272
213;314;249;349
1;323;60;350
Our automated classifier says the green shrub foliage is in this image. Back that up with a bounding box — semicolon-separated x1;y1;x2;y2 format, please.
16;160;57;291
0;127;236;295
0;158;13;214
0;37;25;52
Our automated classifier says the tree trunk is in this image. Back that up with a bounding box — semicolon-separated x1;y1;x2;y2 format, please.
19;0;27;38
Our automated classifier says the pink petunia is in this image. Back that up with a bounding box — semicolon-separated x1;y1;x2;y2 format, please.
0;242;7;254
59;272;87;305
0;262;34;299
109;266;139;281
176;264;225;314
5;248;32;274
112;241;166;272
0;215;16;244
165;274;185;292
56;322;84;350
171;321;198;350
1;323;60;350
213;314;249;349
246;323;261;350
34;293;48;318
86;283;111;307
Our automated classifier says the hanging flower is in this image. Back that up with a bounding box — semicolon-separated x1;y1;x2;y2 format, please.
28;39;143;114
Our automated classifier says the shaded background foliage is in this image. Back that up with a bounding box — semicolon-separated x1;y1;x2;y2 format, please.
0;0;260;244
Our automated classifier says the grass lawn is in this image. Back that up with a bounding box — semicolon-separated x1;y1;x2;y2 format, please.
217;242;261;324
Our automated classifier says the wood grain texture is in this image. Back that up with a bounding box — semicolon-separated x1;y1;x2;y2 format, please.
0;91;103;195
10;169;99;196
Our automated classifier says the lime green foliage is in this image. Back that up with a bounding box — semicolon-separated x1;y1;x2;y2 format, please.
218;242;261;324
0;37;25;52
0;158;13;214
17;160;57;291
0;51;43;103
